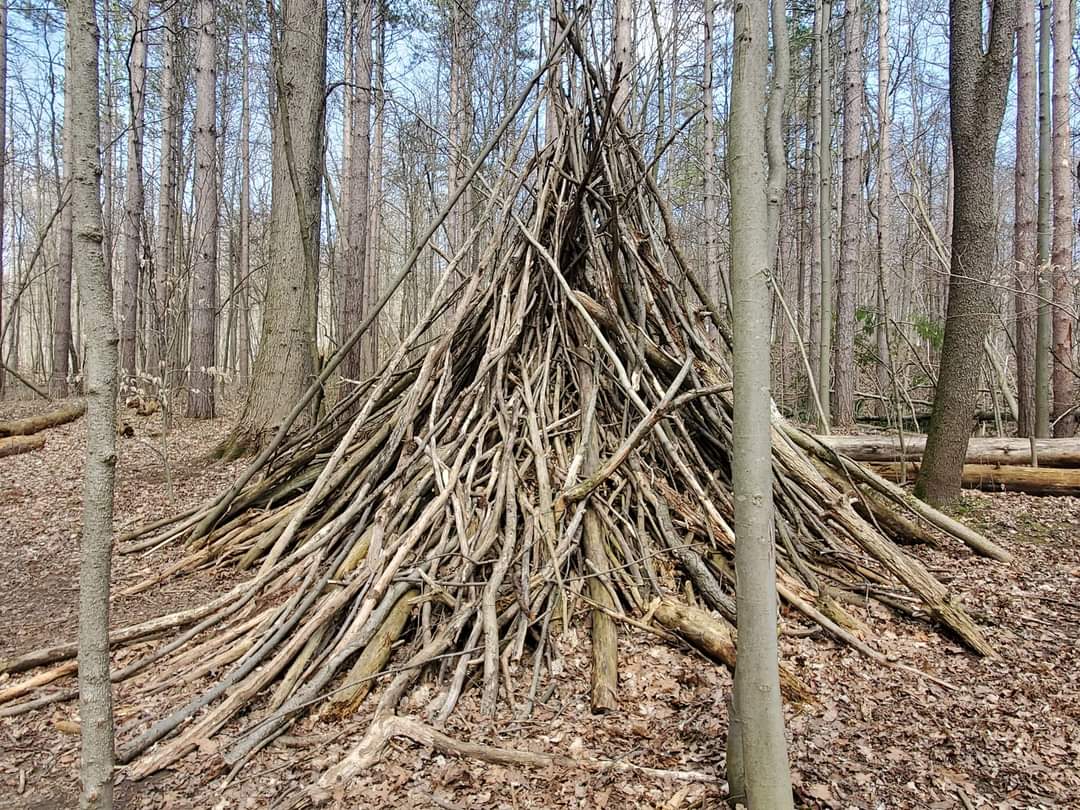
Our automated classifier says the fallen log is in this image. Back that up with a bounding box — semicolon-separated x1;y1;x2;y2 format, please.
0;400;86;438
0;434;46;458
817;434;1080;468
870;461;1080;497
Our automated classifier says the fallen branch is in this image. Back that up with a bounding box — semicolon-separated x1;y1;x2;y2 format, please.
0;401;85;437
0;434;46;458
871;461;1080;498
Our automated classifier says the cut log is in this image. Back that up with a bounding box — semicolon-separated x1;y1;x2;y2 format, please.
870;461;1080;497
0;401;86;437
0;434;46;458
817;434;1080;468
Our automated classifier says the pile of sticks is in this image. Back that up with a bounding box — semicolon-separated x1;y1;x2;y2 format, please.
0;41;1009;794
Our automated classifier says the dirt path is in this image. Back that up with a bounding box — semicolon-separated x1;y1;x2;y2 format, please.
1;398;1077;808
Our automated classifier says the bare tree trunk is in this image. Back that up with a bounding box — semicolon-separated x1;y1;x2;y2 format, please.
0;2;6;399
120;0;148;384
186;0;217;418
1014;0;1037;436
765;0;789;270
68;0;117;804
1034;0;1052;436
835;0;864;427
915;0;1017;506
875;0;893;420
51;42;74;399
227;0;326;452
807;0;822;409
725;0;795;803
149;1;180;394
613;0;633;119
816;0;834;431
1050;0;1074;436
238;5;252;387
703;0;725;309
368;0;385;364
340;0;372;381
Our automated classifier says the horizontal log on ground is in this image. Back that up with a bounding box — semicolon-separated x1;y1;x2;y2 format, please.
0;401;86;437
817;434;1080;468
869;461;1080;497
0;434;46;458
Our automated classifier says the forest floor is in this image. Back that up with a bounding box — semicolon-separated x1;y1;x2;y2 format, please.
0;397;1078;809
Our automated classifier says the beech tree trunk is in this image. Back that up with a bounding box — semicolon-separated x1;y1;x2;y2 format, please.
120;0;149;384
613;0;633;118
68;0;117;805
915;0;1018;506
238;7;252;386
186;0;217;419
1050;0;1074;437
703;0;724;308
835;0;864;427
1014;0;1037;437
725;0;795;803
228;0;326;452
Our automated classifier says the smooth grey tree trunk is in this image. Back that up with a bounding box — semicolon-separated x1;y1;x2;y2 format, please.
875;0;894;420
186;0;217;418
238;7;252;386
703;0;725;308
1014;0;1037;437
69;0;117;804
915;0;1017;505
725;0;795;805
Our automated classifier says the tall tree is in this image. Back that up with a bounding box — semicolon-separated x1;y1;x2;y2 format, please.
765;0;790;268
68;0;118;804
340;0;373;381
186;0;218;418
1014;0;1037;436
120;0;149;383
816;0;834;430
1050;0;1074;437
613;0;633;117
725;0;795;802
914;0;1017;505
835;0;864;426
237;1;252;386
149;0;181;392
703;0;724;307
875;0;894;420
228;0;326;451
1034;0;1052;436
51;42;74;398
0;0;6;398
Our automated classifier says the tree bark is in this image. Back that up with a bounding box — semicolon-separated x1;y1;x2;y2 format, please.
877;462;1080;497
1034;0;1052;436
51;39;74;399
227;0;326;453
816;0;834;431
0;2;6;399
613;0;633;119
914;0;1018;506
340;0;373;382
68;0;118;805
1014;0;1037;437
186;0;217;419
238;6;252;387
0;400;85;437
726;0;795;803
703;0;725;308
835;0;864;427
120;0;149;384
1050;0;1074;437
